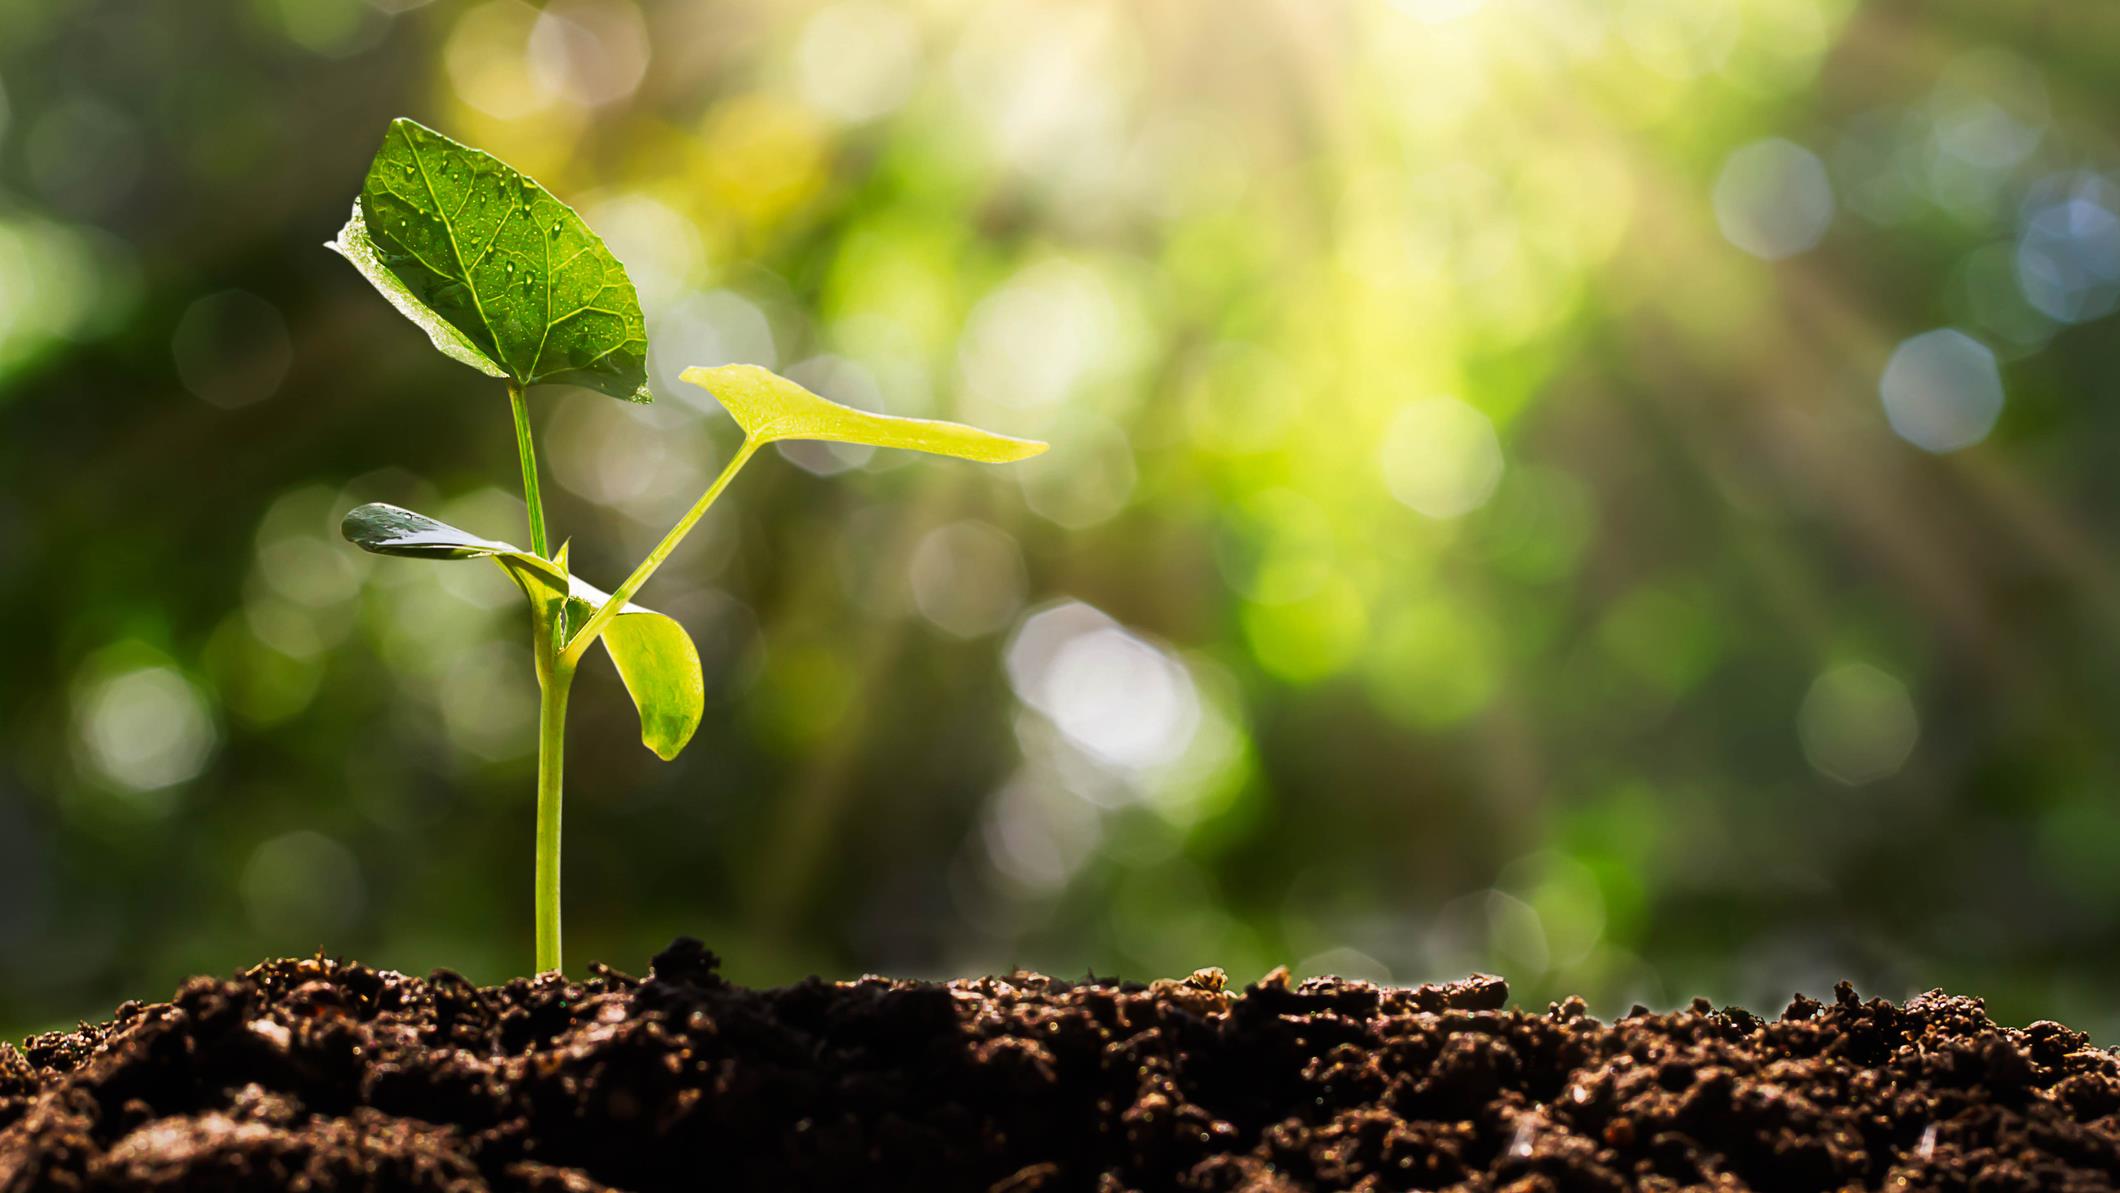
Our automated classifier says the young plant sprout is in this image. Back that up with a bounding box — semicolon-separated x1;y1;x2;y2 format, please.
328;119;1045;974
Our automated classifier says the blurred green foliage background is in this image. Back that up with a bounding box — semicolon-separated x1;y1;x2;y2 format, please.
4;0;2120;1041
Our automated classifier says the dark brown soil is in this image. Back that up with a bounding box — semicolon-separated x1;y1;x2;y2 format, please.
3;941;2118;1192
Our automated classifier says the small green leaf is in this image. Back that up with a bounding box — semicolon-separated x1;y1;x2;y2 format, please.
564;578;704;762
340;502;565;601
328;118;651;404
681;364;1049;463
342;503;702;761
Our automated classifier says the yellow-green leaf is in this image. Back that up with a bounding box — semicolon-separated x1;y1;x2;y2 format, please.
563;577;704;762
680;364;1048;463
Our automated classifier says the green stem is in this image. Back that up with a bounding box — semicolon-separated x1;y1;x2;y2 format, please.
533;659;574;974
532;435;756;970
560;438;760;668
508;381;550;558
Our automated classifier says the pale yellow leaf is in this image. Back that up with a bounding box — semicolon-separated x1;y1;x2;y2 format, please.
680;364;1048;463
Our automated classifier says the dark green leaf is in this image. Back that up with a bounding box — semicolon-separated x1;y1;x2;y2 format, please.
340;501;525;560
340;501;564;595
328;118;651;403
328;204;506;381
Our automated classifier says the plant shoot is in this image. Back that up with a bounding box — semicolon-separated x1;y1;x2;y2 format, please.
329;119;1045;974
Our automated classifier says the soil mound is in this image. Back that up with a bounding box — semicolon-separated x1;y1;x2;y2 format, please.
3;940;2117;1191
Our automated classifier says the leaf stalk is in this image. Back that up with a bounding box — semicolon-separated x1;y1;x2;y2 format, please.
560;438;760;668
508;381;550;558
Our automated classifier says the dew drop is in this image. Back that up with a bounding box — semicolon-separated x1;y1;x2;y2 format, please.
549;222;561;236
505;262;515;274
403;164;415;176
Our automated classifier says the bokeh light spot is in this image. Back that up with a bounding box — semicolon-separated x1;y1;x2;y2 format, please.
958;259;1132;410
1007;602;1199;773
981;769;1101;894
1017;414;1137;529
652;290;778;405
911;520;1028;639
2015;175;2120;325
547;390;701;509
951;0;1138;185
1878;328;2003;453
583;193;703;312
1929;49;2048;172
445;1;548;120
1712;138;1834;260
171;290;293;410
1380;397;1504;519
529;0;650;108
1797;661;1918;785
797;1;922;124
74;661;218;795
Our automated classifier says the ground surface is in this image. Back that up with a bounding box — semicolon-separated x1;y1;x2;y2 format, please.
3;941;2117;1192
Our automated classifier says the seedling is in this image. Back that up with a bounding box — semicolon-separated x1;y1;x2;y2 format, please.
329;119;1045;973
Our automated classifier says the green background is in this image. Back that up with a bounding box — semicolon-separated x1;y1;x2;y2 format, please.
4;0;2119;1041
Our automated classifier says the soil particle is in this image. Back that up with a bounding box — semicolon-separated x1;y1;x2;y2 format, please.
3;939;2117;1191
